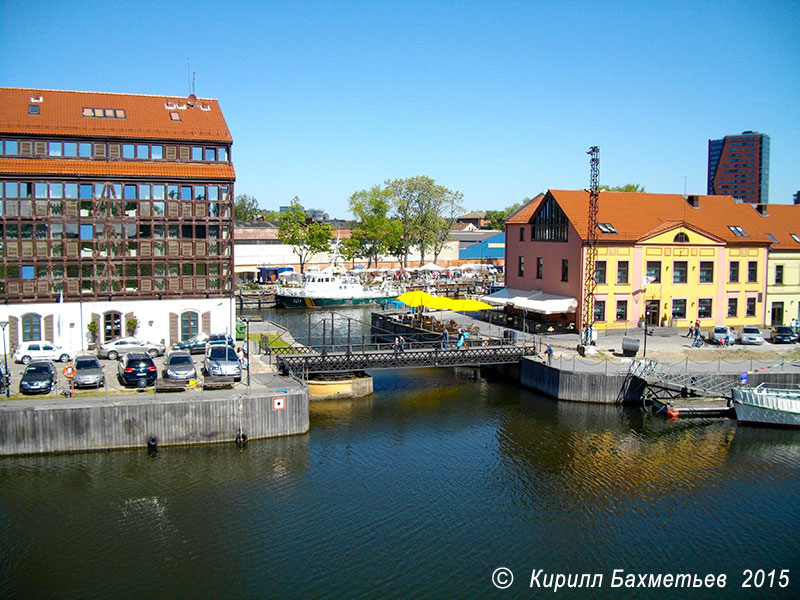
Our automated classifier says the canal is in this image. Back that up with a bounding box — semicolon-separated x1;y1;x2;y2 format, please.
1;308;798;598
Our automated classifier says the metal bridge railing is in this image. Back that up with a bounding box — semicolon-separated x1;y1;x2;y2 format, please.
628;358;736;398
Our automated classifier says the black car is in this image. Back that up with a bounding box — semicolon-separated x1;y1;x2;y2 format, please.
72;355;106;389
117;353;158;387
770;326;797;344
19;361;57;394
172;333;234;354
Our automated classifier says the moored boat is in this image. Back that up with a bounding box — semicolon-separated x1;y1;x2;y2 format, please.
731;385;800;428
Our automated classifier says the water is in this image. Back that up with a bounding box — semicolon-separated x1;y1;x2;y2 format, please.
1;308;799;599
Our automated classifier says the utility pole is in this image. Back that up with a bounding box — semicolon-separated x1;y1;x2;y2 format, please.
583;146;600;346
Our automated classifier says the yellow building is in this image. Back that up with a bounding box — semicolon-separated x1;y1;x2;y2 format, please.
761;205;800;326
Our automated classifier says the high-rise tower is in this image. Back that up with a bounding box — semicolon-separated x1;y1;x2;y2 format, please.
707;131;770;203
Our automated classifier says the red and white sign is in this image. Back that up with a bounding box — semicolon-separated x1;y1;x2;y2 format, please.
273;397;285;411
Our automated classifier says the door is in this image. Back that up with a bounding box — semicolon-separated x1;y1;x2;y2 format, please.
645;300;660;326
770;302;784;326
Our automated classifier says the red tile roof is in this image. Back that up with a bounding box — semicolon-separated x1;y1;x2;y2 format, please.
0;87;232;142
757;204;800;250
511;189;773;245
0;158;235;180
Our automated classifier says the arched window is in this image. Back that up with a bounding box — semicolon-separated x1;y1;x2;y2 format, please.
181;311;199;341
21;314;42;342
104;311;122;341
673;232;690;243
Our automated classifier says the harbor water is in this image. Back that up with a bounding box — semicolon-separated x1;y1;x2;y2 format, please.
1;308;798;598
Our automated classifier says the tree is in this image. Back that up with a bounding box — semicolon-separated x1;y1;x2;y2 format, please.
385;176;463;266
234;194;259;221
278;197;333;273
599;183;645;192
345;185;395;268
484;201;522;230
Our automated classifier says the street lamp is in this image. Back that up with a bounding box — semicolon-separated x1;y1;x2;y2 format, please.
642;308;649;358
239;317;251;388
0;320;9;398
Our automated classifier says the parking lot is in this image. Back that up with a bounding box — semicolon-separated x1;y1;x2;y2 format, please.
1;349;253;399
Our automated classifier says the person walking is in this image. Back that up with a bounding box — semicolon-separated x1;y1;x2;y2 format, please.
442;328;449;349
393;337;400;354
399;336;406;353
545;344;553;365
685;321;695;338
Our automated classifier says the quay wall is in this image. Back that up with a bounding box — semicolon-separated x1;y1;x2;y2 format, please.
0;390;308;456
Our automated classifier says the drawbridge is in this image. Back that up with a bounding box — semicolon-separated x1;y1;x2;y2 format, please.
627;358;736;400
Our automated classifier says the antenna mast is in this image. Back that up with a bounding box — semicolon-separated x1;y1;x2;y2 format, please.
583;146;600;345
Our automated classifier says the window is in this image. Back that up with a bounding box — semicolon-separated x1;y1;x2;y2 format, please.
218;147;228;162
747;261;758;283
519;226;525;242
646;261;661;283
616;300;627;321
170;111;181;121
597;223;617;234
181;312;199;341
518;256;524;277
673;261;688;283
775;265;784;285
673;232;689;243
594;300;605;322
594;260;606;284
729;261;739;283
28;105;40;115
728;298;738;318
791;233;800;243
122;144;135;159
746;297;756;317
192;147;202;161
616;261;629;284
561;259;569;282
104;312;122;341
767;233;778;243
699;261;714;283
536;257;543;279
672;299;687;320
697;299;712;319
21;315;41;341
204;148;216;161
152;145;163;159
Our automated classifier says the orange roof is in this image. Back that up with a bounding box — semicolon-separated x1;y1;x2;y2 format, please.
512;189;773;245
0;87;232;143
506;193;543;223
757;204;800;250
0;158;235;180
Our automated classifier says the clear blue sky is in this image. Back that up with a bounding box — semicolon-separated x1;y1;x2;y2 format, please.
2;0;798;216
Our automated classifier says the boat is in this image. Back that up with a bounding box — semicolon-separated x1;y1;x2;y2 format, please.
274;241;403;308
731;385;800;428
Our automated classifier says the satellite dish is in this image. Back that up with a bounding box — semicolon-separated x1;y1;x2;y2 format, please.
187;93;197;107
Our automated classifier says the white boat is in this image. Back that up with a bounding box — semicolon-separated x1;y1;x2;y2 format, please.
275;241;403;308
731;385;800;428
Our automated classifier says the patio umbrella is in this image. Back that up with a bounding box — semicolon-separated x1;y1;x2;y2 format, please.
395;290;434;308
447;298;493;312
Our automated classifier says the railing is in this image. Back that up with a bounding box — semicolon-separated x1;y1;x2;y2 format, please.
628;358;736;398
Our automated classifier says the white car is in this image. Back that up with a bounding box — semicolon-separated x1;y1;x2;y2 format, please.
737;326;764;345
13;341;74;364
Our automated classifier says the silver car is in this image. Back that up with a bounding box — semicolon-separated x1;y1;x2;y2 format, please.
97;337;166;360
737;326;764;345
72;355;105;388
162;350;197;381
203;346;241;381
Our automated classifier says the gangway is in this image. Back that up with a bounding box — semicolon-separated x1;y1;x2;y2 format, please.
628;358;735;399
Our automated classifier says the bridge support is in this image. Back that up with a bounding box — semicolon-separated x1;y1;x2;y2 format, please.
308;374;373;400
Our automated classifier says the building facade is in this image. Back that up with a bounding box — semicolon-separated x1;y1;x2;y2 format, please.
504;190;772;332
707;130;770;204
0;87;236;352
761;204;800;326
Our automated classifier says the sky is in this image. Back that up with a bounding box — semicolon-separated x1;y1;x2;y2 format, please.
1;0;798;218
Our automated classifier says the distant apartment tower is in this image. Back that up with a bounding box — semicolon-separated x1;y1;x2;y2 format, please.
707;131;770;203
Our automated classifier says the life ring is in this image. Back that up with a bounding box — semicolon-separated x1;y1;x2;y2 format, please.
63;365;77;379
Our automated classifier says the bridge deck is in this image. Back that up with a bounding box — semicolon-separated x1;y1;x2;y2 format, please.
276;344;537;376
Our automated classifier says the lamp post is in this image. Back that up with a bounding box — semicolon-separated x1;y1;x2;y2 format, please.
643;307;649;358
240;317;251;388
0;320;9;398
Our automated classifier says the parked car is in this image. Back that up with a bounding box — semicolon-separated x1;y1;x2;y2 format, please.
709;326;736;346
72;355;105;389
97;337;166;360
203;345;241;381
172;333;234;354
19;361;57;394
162;350;197;381
117;352;158;387
737;326;764;345
770;326;798;344
13;341;74;364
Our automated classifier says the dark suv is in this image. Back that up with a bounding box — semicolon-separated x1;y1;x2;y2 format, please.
117;352;157;387
172;333;234;354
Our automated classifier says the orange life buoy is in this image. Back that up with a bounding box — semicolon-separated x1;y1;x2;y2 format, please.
63;365;77;379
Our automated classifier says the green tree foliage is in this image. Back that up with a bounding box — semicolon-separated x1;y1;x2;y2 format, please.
343;185;395;268
599;183;645;192
234;194;259;221
385;176;463;266
484;201;522;230
277;197;333;273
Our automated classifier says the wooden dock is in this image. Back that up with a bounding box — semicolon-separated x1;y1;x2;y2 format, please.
652;397;735;419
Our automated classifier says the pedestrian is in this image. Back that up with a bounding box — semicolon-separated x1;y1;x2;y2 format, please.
399;336;406;352
393;336;400;354
685;321;694;338
442;328;449;349
545;344;553;365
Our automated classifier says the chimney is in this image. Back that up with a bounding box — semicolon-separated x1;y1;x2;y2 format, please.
755;204;769;216
686;195;700;208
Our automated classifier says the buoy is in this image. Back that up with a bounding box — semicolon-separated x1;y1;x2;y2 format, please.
235;432;248;448
147;436;158;450
666;407;679;419
63;365;77;378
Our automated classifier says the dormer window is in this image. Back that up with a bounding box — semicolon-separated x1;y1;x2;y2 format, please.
791;234;800;243
598;223;617;234
728;225;748;237
28;104;40;115
673;232;690;243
